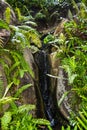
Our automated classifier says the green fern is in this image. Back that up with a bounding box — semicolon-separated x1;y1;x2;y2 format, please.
3;82;13;98
1;112;12;130
62;56;77;84
14;84;32;98
0;97;17;105
0;102;52;130
76;110;87;129
10;25;41;48
0;19;9;30
10;51;34;78
61;125;78;130
17;104;35;113
15;7;34;22
61;109;87;130
4;7;11;24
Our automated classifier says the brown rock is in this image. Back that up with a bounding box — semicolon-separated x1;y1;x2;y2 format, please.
54;18;68;36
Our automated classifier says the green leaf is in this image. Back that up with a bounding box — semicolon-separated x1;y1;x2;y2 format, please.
44;34;55;44
33;118;51;126
4;7;11;24
1;112;12;130
3;82;13;98
74;126;77;130
20;56;34;78
17;104;35;113
61;126;65;130
76;116;87;129
14;84;32;98
9;62;20;73
58;91;69;107
19;69;26;78
0;19;9;30
0;97;17;105
66;126;71;130
79;111;87;125
69;74;77;84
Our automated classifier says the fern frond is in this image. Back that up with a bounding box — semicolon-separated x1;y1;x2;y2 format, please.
10;25;41;48
32;118;51;126
76;116;87;129
27;31;41;48
24;21;37;27
0;19;9;30
10;25;19;31
14;84;32;98
18;25;36;31
10;51;34;78
17;104;35;113
13;31;30;48
3;82;13;98
72;0;79;13
15;7;22;22
4;7;11;24
15;7;34;22
0;97;17;105
1;112;12;130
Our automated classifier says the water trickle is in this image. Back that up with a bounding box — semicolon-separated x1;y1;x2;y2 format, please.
35;49;58;127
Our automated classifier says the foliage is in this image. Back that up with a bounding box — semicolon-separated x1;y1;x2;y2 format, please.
0;4;53;130
43;34;55;44
62;109;87;130
6;0;76;25
1;0;87;129
10;8;41;48
0;19;9;30
61;125;77;130
55;0;87;105
0;85;52;130
50;1;87;129
4;7;11;24
0;82;52;130
0;11;41;83
0;105;52;130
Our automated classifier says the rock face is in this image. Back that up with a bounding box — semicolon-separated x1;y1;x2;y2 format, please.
49;51;60;93
57;68;72;120
0;65;7;98
48;19;72;120
21;48;38;106
17;48;38;116
0;0;16;24
49;50;72;120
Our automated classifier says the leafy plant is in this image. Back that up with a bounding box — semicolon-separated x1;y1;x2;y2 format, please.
62;109;87;130
56;0;87;101
53;0;87;128
1;104;52;130
0;78;52;130
0;19;9;30
0;82;52;130
61;125;77;130
0;12;41;84
4;7;11;24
